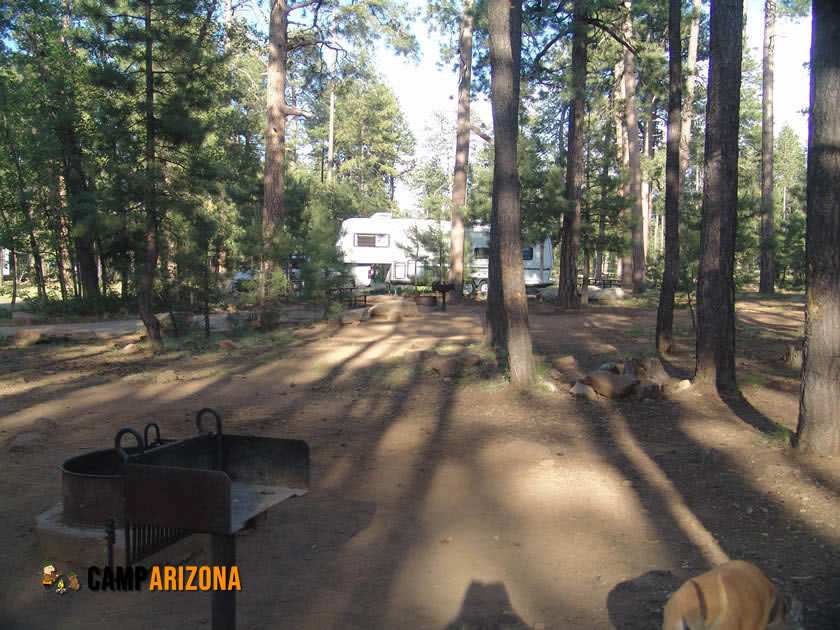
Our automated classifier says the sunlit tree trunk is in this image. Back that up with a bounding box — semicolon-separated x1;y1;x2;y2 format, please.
694;0;743;392
796;0;840;454
656;0;682;354
759;0;776;294
486;0;533;386
622;0;645;294
449;0;473;305
556;0;587;309
679;0;702;207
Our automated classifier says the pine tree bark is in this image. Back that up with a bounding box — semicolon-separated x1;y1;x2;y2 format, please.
486;0;533;387
796;0;840;454
449;0;474;305
556;0;587;310
614;59;633;288
759;0;776;294
262;0;291;297
679;0;702;207
138;0;163;350
694;0;743;392
622;0;645;293
655;0;682;355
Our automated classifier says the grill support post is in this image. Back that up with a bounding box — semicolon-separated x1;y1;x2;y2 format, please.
212;533;236;630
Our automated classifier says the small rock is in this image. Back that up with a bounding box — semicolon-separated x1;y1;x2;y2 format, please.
553;355;577;369
11;330;41;347
676;379;691;392
404;350;428;361
570;381;599;401
9;432;46;452
219;339;242;350
585;370;636;399
542;381;558;393
431;358;460;377
122;343;142;355
549;368;564;381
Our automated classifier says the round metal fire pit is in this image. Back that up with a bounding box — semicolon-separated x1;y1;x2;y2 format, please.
60;449;126;526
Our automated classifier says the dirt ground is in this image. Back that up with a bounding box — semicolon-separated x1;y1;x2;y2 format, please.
2;296;839;630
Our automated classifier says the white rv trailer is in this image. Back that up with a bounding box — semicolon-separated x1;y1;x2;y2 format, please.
336;213;553;295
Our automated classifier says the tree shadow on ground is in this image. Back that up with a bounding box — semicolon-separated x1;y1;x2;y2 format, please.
607;569;686;630
443;581;531;630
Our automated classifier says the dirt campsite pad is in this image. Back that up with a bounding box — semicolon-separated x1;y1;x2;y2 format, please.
2;297;840;629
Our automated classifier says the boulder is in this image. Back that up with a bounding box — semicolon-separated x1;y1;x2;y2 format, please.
590;287;625;301
156;312;194;337
570;381;599;401
219;339;242;350
369;299;420;320
584;370;636;399
11;330;41;347
553;355;577;370
338;308;371;325
430;358;460;377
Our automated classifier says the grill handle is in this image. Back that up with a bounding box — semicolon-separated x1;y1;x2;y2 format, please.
114;427;145;462
196;407;224;470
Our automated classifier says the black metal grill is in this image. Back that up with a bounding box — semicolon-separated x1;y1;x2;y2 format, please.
101;408;309;630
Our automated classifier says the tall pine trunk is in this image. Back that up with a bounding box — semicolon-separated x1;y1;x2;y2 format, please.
679;0;702;208
556;0;587;309
138;0;163;350
655;0;682;354
449;0;474;305
796;0;840;454
759;0;776;294
262;0;290;298
694;0;743;392
486;0;533;387
622;0;645;293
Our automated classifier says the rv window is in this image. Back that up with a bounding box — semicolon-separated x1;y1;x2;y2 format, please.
355;233;389;247
522;247;533;260
474;247;490;260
